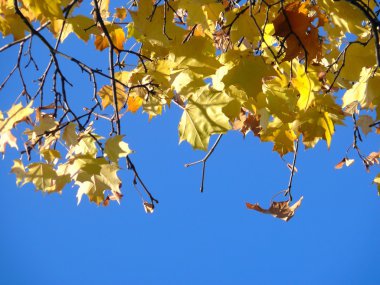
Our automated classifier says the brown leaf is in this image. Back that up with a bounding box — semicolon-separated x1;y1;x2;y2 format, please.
242;113;261;137
233;111;261;137
143;202;154;214
357;115;374;136
246;196;303;222
272;1;326;62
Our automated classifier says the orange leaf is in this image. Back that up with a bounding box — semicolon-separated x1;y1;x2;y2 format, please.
127;96;143;113
335;158;346;169
272;1;325;62
94;26;125;51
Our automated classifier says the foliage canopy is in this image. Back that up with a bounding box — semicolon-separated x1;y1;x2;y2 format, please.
1;0;380;220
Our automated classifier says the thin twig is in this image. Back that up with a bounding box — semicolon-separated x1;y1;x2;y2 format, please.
185;134;223;193
126;156;159;206
284;139;299;201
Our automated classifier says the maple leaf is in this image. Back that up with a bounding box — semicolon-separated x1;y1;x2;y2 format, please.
246;196;304;222
178;86;231;150
98;83;128;111
75;161;121;205
221;50;274;100
11;159;26;186
357;115;374;136
0;131;18;154
128;0;185;48
260;119;297;156
233;111;261;137
295;94;344;148
23;163;60;193
0;102;34;134
0;13;29;40
22;0;64;20
115;7;127;20
62;123;78;147
104;135;133;163
342;67;375;109
272;1;326;62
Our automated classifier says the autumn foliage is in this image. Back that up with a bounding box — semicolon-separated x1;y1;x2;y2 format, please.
1;0;380;220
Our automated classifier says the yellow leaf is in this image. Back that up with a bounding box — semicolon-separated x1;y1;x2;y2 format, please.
0;13;28;40
292;63;315;110
11;159;26;186
24;163;59;193
0;130;18;154
40;149;61;164
62;123;78;147
104;135;133;163
22;0;64;20
98;84;127;110
129;0;185;48
0;101;34;133
340;42;376;82
342;67;374;109
178;86;231;150
260;119;297;156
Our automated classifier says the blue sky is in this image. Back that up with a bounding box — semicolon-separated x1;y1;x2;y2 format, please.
1;3;380;284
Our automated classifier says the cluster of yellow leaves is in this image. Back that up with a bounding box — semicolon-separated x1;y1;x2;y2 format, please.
9;108;133;205
2;0;380;207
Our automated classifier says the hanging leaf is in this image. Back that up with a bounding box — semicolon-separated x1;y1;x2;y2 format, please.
246;196;304;222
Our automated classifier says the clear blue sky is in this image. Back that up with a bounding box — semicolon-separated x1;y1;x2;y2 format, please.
1;3;380;285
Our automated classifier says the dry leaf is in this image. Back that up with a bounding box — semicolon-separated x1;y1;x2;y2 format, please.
103;192;123;206
287;163;298;172
345;158;355;167
246;196;303;221
233;111;261;137
343;101;359;116
143;202;154;214
367;152;380;166
335;158;345;169
357;115;374;136
335;157;354;169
